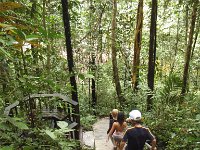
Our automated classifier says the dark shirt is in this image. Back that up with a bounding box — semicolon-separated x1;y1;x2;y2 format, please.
107;113;117;134
123;126;154;150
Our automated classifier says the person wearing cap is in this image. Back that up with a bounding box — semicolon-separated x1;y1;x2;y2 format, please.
120;110;156;150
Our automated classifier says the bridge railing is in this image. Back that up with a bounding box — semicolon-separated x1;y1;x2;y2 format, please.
4;93;78;139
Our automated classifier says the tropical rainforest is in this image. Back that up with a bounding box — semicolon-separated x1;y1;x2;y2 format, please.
0;0;199;149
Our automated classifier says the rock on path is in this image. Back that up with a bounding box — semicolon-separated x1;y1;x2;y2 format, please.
93;118;114;150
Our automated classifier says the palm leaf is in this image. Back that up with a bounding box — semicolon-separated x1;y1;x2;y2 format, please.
0;2;22;12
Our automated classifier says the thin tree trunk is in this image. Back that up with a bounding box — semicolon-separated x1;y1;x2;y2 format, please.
42;0;46;30
91;54;96;115
171;7;180;73
132;0;143;90
21;47;27;75
191;15;199;58
31;1;39;77
181;0;199;95
96;6;104;92
147;0;157;111
0;60;9;105
30;0;36;18
88;77;91;110
88;0;97;115
61;0;80;140
111;0;126;107
185;4;189;47
119;48;132;84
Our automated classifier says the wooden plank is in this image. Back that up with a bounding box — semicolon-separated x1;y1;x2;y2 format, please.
42;111;67;120
68;122;78;129
4;101;19;115
23;93;78;106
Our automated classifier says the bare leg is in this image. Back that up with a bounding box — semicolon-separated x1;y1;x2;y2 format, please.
110;135;116;146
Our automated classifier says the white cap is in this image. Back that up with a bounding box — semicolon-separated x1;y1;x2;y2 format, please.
129;110;142;121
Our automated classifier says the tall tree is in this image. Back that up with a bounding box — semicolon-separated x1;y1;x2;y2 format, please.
171;2;180;73
61;0;80;139
191;15;200;58
147;0;157;111
89;0;97;115
111;0;126;107
185;4;189;47
181;0;199;95
132;0;143;90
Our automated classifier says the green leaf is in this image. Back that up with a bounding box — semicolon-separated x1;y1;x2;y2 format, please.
0;38;5;45
23;146;36;150
196;114;200;120
14;121;29;130
6;35;17;46
57;121;68;129
15;29;26;40
0;146;14;150
84;73;94;79
78;73;94;80
38;27;48;38
0;23;14;28
78;73;85;80
26;34;40;41
0;122;10;131
6;116;29;130
44;129;57;140
0;47;12;59
18;77;26;82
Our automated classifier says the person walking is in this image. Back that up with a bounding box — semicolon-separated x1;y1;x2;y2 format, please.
107;109;119;147
120;110;156;150
107;111;127;150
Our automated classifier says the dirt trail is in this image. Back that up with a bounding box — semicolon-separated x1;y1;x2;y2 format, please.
93;118;114;150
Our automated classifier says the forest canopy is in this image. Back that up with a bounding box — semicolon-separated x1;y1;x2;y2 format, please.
0;0;199;149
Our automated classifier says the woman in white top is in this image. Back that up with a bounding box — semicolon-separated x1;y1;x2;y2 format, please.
107;112;127;149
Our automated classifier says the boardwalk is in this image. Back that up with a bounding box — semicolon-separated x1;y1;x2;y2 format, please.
93;118;114;150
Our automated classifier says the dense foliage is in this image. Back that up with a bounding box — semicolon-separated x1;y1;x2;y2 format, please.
0;0;199;149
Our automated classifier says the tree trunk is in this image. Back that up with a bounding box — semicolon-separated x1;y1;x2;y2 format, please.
132;0;143;90
111;0;126;107
88;0;97;115
96;5;105;111
185;4;189;47
91;54;97;115
171;6;180;73
191;15;199;58
147;0;157;111
0;60;9;105
30;0;36;18
61;0;80;140
181;0;199;95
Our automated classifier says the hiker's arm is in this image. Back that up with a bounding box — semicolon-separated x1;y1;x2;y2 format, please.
151;138;156;150
119;141;125;150
119;129;128;150
107;123;116;141
107;116;113;134
146;128;157;150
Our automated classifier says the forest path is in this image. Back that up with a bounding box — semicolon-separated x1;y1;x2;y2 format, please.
93;117;114;150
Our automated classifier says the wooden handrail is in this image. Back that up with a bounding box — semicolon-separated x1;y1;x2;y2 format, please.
23;93;78;106
4;101;19;115
4;93;78;116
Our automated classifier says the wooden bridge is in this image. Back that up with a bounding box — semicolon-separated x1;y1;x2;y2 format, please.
4;93;79;139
